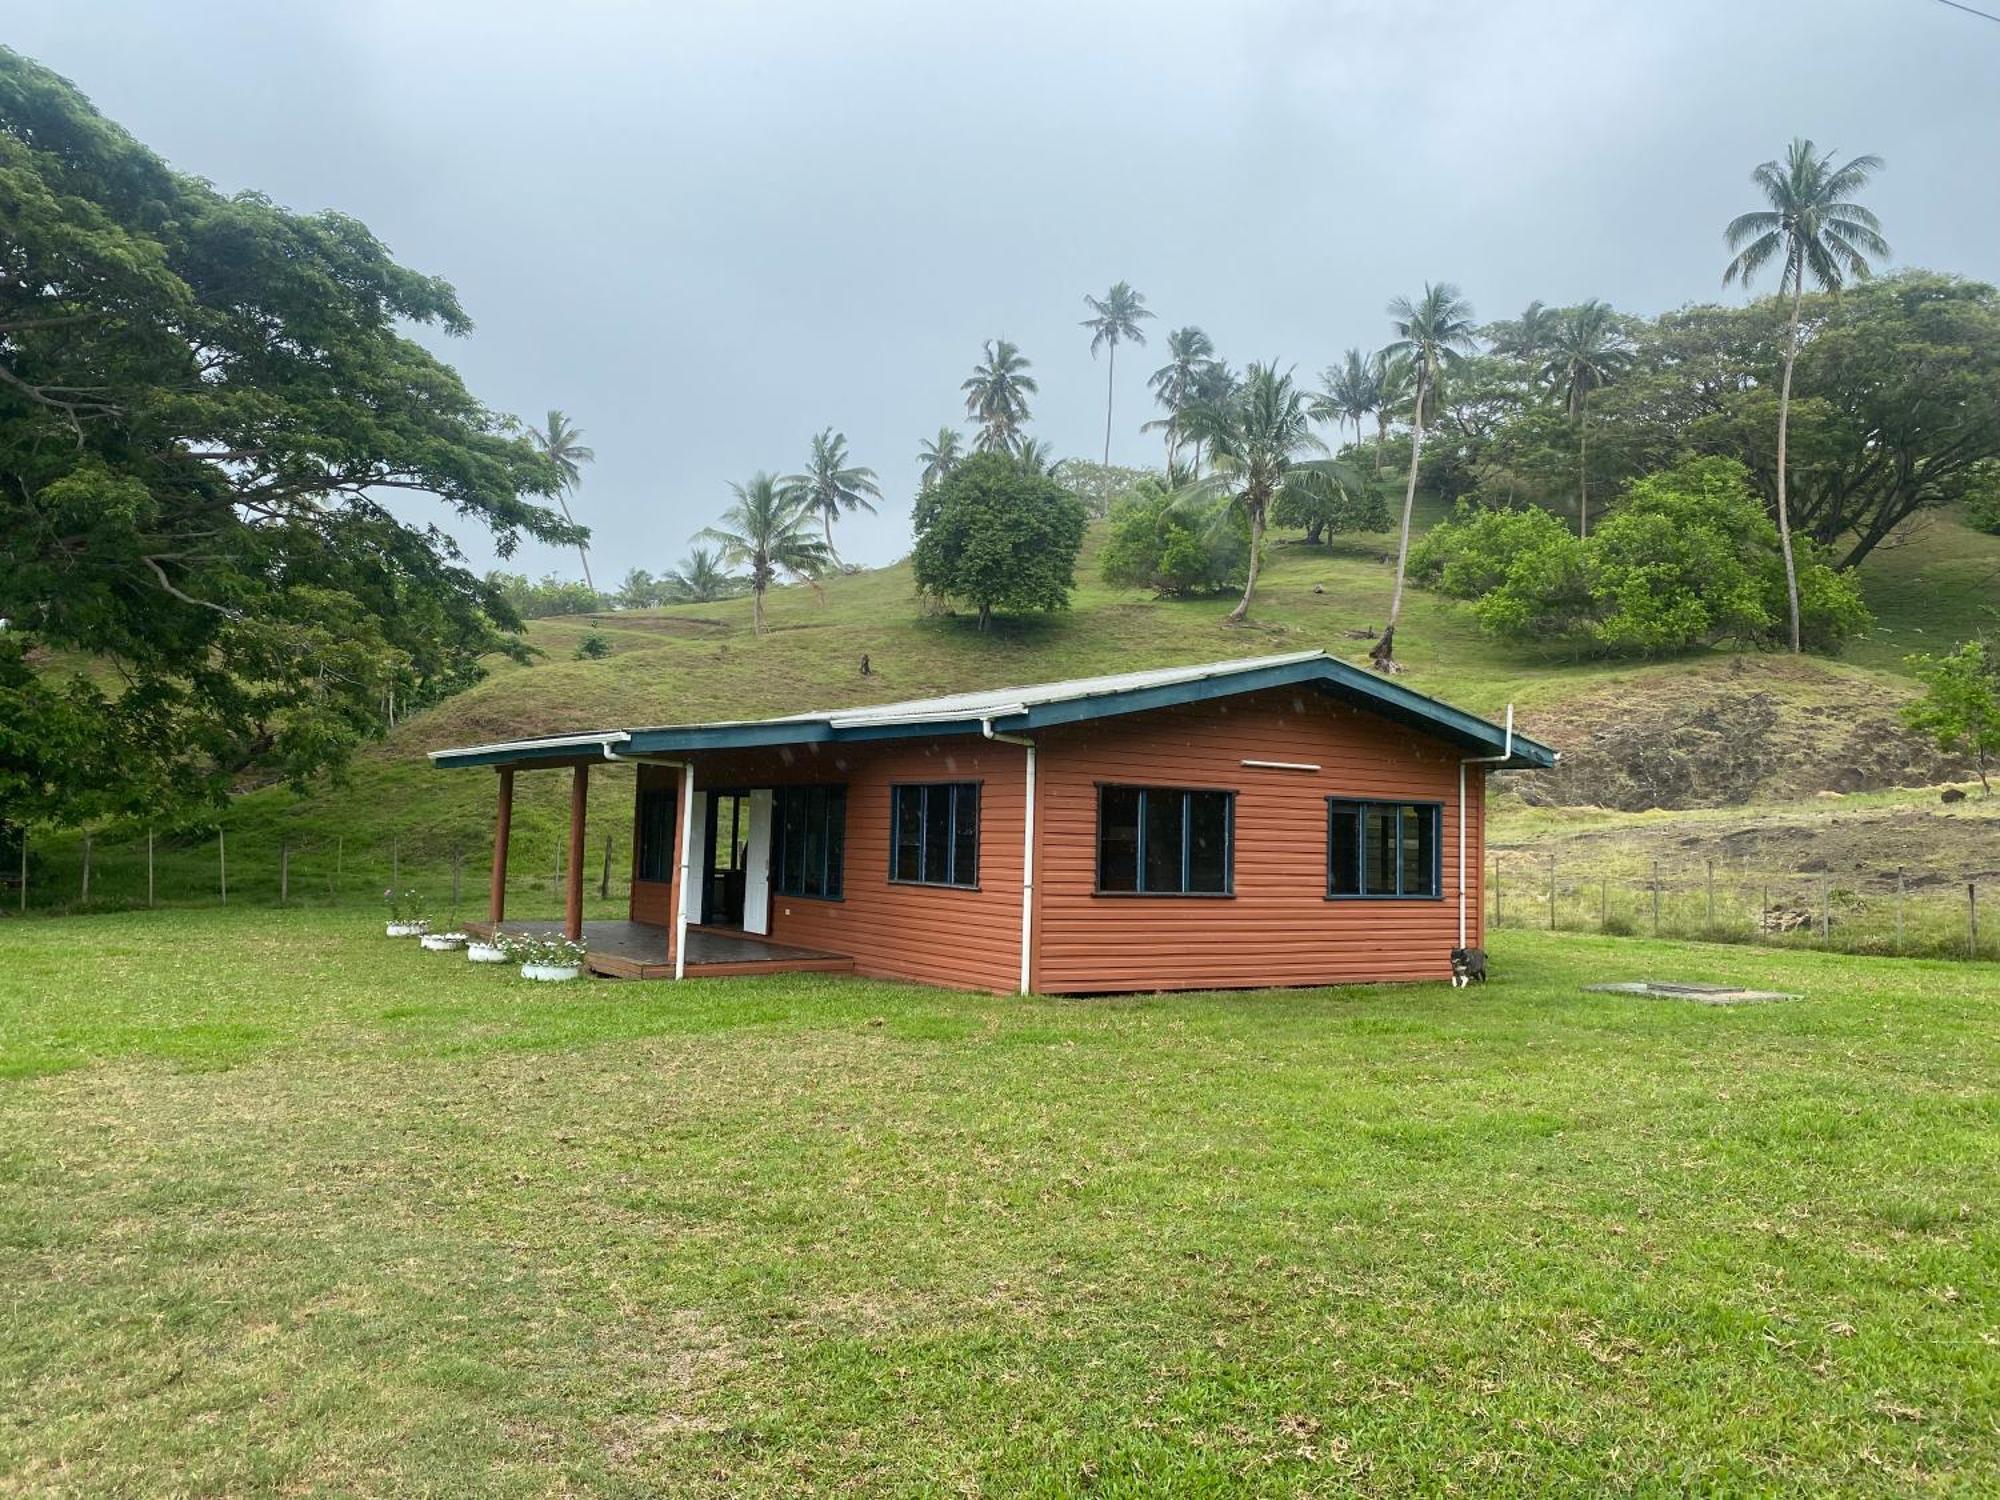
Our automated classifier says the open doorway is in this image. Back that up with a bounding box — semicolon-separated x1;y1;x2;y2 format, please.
702;791;751;928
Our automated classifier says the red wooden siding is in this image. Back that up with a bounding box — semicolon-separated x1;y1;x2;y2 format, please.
666;738;1029;993
1030;690;1483;993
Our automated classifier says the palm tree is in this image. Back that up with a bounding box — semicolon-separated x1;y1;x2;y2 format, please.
1488;299;1560;365
1185;359;1239;474
665;545;735;604
1179;362;1338;624
1328;349;1382;454
695;473;832;634
784;427;880;560
1012;436;1057;475
1371;352;1411;471
1144;326;1217;468
526;409;598;594
1080;281;1155;466
1724;138;1888;652
962;339;1038;453
1375;283;1479;671
917;427;963;491
1539;301;1634;538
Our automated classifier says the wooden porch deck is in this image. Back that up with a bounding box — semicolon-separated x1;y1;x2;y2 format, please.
463;919;853;981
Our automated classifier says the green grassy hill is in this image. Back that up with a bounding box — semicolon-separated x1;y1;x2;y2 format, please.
17;503;1999;924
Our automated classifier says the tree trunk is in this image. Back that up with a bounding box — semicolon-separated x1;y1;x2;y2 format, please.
1775;256;1806;653
1372;372;1426;672
555;488;595;595
822;506;841;568
1103;341;1116;468
752;582;766;635
1373;413;1387;472
1226;499;1265;624
1577;391;1590;539
977;601;992;632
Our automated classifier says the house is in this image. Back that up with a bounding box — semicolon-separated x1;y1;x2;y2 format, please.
429;650;1557;993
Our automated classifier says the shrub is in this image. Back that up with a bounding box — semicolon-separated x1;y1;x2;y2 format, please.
1412;457;1870;656
1966;462;2000;535
1099;481;1251;597
383;887;427;923
1902;641;1999;794
574;631;612;660
912;451;1088;630
498;932;589;967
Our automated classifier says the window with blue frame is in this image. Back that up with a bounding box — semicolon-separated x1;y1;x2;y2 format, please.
889;782;979;888
1096;785;1232;895
1327;798;1439;898
634;786;678;882
774;785;846;898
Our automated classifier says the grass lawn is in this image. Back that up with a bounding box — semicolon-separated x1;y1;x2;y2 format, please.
1;911;1994;1496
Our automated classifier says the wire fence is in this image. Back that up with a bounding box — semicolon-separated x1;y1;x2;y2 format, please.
2;824;637;927
1489;847;1995;963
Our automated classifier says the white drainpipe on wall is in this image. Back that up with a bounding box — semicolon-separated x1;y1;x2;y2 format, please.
983;718;1036;994
1458;706;1515;950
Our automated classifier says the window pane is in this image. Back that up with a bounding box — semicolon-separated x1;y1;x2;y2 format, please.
1363;805;1399;895
780;791;807;894
801;788;827;896
893;787;922;882
823;787;846;897
953;785;979;887
1142;790;1184;893
1329;802;1360;896
1098;787;1139;891
923;784;952;884
1400;805;1435;896
636;788;676;882
1187;792;1229;893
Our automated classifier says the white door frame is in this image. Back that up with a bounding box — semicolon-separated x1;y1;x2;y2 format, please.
740;788;774;936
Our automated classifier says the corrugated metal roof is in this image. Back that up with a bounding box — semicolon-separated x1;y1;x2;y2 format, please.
429;650;1558;770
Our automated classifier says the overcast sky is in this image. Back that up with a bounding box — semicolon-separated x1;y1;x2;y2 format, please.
17;1;2000;577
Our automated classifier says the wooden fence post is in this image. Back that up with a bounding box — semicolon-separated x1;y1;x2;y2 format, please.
147;829;155;909
1600;876;1608;933
80;832;91;904
1493;853;1501;928
452;843;463;913
1819;874;1830;947
1652;860;1661;936
1972;883;1981;961
16;827;24;914
218;829;227;905
1759;884;1769;944
336;835;344;891
553;839;562;899
1548;849;1557;931
1896;867;1905;953
599;835;612;900
1706;859;1715;931
391;836;399;891
280;842;290;905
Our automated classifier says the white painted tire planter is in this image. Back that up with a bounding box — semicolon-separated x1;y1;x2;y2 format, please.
420;932;467;952
520;962;583;983
385;921;428;938
466;942;509;963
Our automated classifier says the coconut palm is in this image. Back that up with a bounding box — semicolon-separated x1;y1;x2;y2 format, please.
1375;283;1479;670
784;427;880;560
1184;359;1239;474
1371;352;1411;471
1080;281;1155;467
1179;362;1343;625
917;427;963;491
1724;137;1889;652
962;339;1038;453
1144;326;1217;468
1012;437;1058;475
665;545;736;604
1488;299;1560;365
1539;300;1635;538
526;409;598;593
695;473;831;634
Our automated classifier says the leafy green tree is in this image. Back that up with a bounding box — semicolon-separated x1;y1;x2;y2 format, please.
696;474;830;634
1100;480;1252;597
526;410;597;593
1050;459;1152;518
1179;364;1344;623
1144;326;1218;468
1376;283;1479;668
961;339;1037;453
664;546;739;603
615;569;664;609
917;427;963;491
785;427;880;558
484;572;606;618
911;451;1086;630
0;47;572;831
1486;299;1561;364
1902;642;1999;795
1080;281;1154;466
1724;137;1889;652
1539;301;1635;536
1413;457;1870;656
1271;464;1389;545
1967;465;2000;536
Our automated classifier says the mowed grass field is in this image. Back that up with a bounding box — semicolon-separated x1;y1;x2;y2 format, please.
2;911;1994;1496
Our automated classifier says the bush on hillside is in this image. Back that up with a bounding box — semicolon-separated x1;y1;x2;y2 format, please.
573;631;612;660
912;451;1088;630
484;571;609;618
1411;457;1871;656
1099;481;1252;597
1966;462;2000;535
1270;466;1392;544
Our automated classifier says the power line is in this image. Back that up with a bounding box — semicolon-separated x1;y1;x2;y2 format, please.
1929;0;2000;24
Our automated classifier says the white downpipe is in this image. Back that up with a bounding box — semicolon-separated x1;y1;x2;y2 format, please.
983;719;1036;994
674;760;696;980
1458;706;1515;949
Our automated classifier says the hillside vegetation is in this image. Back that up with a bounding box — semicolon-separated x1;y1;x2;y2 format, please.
17;500;1991;923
